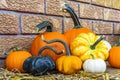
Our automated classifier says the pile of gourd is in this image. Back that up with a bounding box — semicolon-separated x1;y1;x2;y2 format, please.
5;3;120;76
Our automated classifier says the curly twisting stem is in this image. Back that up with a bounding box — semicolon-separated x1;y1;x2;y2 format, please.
41;35;71;56
38;46;64;56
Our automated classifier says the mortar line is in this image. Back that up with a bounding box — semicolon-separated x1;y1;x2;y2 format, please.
18;14;22;35
44;0;46;14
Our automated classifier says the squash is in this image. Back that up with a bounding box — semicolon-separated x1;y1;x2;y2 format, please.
30;21;68;62
23;46;63;75
62;3;93;44
5;47;32;72
70;33;109;61
56;53;82;74
42;35;82;74
103;40;111;51
108;38;120;68
83;54;106;73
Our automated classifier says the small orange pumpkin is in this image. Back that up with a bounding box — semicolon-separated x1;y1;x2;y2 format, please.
108;39;120;68
30;21;68;62
5;47;32;72
62;4;93;44
42;36;82;74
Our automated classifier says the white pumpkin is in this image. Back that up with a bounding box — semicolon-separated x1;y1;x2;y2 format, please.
83;58;106;73
103;40;111;51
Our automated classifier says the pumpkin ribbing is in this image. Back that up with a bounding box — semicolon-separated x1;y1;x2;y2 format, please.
70;33;109;61
108;38;120;68
62;4;93;44
30;21;68;62
42;35;82;74
6;50;32;72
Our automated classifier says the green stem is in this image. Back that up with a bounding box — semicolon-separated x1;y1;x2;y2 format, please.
36;21;53;32
38;46;64;56
4;46;22;55
116;38;120;46
41;35;71;56
62;3;82;28
90;36;103;50
90;54;95;59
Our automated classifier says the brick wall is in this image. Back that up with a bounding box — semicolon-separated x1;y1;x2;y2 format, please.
0;0;120;57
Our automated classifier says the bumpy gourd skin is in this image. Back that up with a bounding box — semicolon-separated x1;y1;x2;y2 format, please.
70;33;109;61
56;56;82;74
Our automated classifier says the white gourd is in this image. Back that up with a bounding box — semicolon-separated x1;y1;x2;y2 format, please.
83;58;106;73
103;40;111;51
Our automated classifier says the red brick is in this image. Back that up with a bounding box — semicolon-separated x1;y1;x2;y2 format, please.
112;0;120;9
0;36;35;56
80;4;103;19
0;13;19;34
0;0;8;8
93;21;113;34
64;18;92;32
114;23;120;34
105;0;112;7
21;15;62;34
46;0;78;16
75;0;90;3
92;0;104;6
92;0;112;7
104;9;120;21
105;35;119;46
80;19;92;29
0;0;44;13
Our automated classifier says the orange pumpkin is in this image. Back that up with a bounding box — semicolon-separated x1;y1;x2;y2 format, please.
6;48;32;72
41;35;82;74
62;4;93;44
108;39;120;68
30;21;68;62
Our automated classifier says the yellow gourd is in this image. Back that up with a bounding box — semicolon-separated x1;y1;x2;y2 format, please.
70;33;109;61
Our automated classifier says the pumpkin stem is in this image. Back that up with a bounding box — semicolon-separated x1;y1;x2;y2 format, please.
90;54;95;59
38;46;64;56
62;3;82;28
41;35;71;56
36;21;53;32
90;35;104;50
115;38;120;46
4;46;23;55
